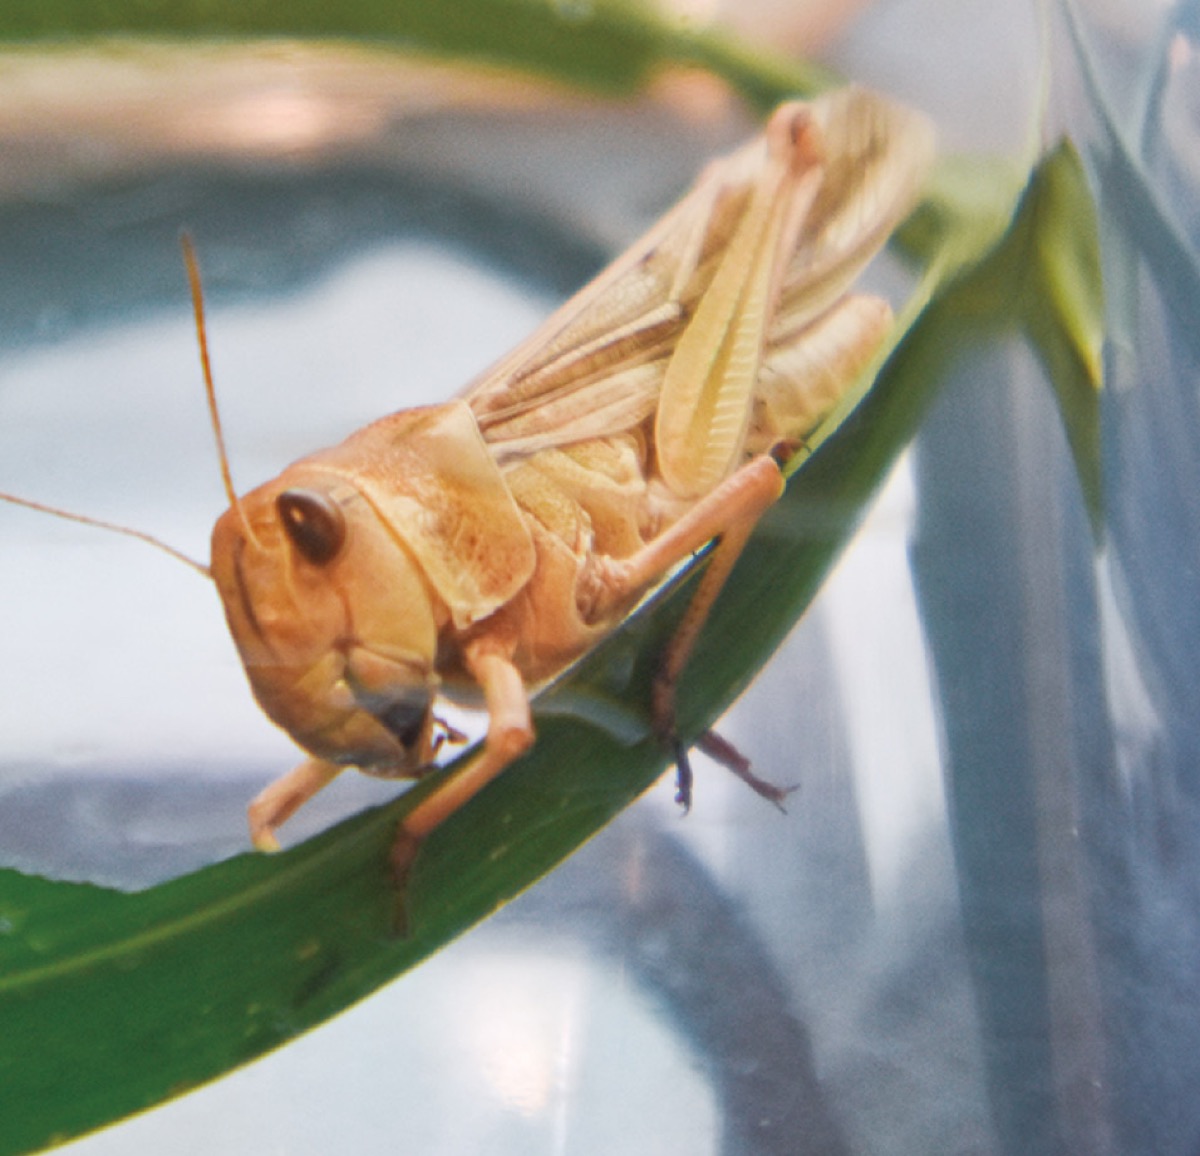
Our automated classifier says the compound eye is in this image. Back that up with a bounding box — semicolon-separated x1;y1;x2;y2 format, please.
276;489;346;565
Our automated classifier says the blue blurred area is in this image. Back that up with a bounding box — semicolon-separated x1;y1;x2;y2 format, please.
3;3;1200;1154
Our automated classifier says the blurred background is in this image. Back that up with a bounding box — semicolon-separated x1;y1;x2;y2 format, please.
1;1;1198;1153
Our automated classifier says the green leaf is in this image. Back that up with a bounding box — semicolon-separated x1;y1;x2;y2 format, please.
0;0;829;109
0;6;1104;1153
1019;141;1105;530
909;142;1106;531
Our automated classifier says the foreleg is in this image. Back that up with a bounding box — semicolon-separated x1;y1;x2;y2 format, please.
390;635;533;922
247;757;344;852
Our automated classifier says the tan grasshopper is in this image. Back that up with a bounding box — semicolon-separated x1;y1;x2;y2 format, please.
1;87;933;887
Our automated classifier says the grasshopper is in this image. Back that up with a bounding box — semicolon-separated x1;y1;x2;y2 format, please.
1;87;933;889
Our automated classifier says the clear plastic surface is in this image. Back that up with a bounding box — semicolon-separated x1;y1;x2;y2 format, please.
1;2;1198;1153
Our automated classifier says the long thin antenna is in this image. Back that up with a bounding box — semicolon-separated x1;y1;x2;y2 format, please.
0;490;210;578
180;232;262;550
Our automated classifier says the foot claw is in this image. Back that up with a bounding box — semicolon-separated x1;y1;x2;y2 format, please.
696;729;796;812
251;828;283;854
673;739;694;813
768;437;804;469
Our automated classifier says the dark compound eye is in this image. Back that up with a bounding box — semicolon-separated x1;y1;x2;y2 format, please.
276;489;346;565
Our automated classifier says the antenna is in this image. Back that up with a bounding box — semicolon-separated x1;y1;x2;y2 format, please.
180;232;262;551
0;234;268;579
0;491;210;578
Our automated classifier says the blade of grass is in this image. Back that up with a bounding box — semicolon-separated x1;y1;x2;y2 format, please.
0;0;830;108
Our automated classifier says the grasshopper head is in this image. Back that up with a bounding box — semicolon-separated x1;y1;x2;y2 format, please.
210;467;448;776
